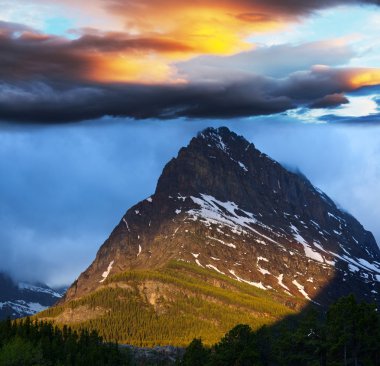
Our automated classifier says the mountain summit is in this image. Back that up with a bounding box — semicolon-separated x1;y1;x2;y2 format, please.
64;126;380;303
40;127;380;345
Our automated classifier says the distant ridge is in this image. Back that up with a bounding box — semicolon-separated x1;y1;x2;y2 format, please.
0;272;63;319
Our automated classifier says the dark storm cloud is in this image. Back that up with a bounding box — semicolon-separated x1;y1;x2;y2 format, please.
0;67;373;123
0;80;290;123
0;20;378;124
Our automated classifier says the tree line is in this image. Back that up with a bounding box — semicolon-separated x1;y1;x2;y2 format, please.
181;295;380;366
0;318;129;366
1;294;379;365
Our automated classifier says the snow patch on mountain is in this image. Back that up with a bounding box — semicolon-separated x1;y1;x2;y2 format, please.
99;260;114;283
206;235;236;248
257;257;271;275
277;274;290;291
229;269;267;290
0;300;48;316
238;161;248;172
290;224;308;246
206;264;225;275
292;280;311;300
188;194;283;248
18;283;62;298
123;218;130;231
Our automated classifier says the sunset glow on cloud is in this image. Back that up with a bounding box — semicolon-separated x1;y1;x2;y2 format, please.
0;0;379;123
349;69;380;89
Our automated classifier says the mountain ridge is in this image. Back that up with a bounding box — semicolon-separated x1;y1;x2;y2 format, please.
38;126;380;345
0;272;64;319
62;126;380;305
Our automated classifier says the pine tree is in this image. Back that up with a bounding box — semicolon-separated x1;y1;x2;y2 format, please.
182;338;210;366
211;324;262;366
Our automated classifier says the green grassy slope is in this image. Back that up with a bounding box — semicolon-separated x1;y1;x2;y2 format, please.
36;261;305;346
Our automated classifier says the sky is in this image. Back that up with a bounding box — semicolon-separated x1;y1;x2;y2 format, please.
0;0;379;286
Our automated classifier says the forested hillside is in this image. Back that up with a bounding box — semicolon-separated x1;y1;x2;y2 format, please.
35;261;301;346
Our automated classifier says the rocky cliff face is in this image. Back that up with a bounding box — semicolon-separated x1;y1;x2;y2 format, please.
63;127;380;306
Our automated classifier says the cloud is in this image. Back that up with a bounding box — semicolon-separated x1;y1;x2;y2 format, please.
176;39;356;80
1;3;380;125
1;64;380;123
0;23;192;83
319;112;380;124
5;0;379;57
0;120;201;285
310;93;350;109
70;32;193;53
99;0;380;56
103;0;380;22
238;119;380;243
0;20;32;33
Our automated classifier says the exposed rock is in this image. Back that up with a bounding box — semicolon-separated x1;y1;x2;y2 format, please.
62;126;380;307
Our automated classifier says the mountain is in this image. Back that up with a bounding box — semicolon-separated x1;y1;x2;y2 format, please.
37;127;380;346
0;272;64;320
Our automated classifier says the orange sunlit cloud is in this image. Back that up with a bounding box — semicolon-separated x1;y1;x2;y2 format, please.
74;1;286;83
35;0;290;55
103;1;286;55
69;32;195;83
89;54;180;84
17;0;380;85
1;0;380;123
349;69;380;89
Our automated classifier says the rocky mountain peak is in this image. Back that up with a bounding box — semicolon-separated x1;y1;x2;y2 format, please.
155;127;272;205
63;126;380;307
197;126;254;155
